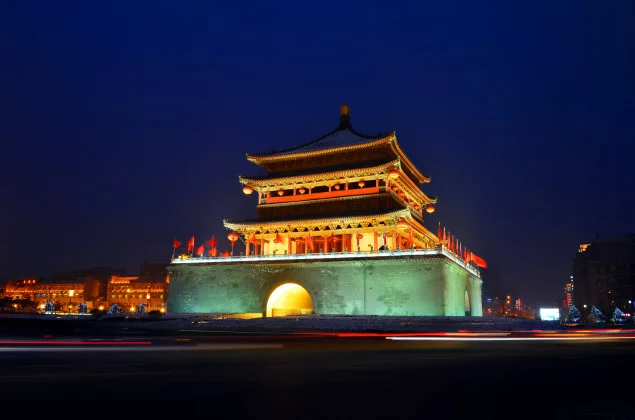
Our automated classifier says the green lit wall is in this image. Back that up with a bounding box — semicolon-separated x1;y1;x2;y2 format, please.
167;255;482;316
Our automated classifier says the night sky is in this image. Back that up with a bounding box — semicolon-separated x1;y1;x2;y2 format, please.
3;1;634;305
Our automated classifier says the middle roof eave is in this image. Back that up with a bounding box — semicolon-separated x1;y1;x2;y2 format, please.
239;159;400;186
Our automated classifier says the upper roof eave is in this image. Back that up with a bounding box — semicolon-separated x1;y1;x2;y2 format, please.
246;132;395;163
239;159;400;187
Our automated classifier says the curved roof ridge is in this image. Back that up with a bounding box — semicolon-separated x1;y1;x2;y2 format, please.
247;106;393;159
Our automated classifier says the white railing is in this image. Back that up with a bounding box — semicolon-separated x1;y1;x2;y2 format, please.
171;248;480;277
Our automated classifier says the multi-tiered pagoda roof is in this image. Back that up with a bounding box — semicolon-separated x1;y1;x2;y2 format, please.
224;105;439;253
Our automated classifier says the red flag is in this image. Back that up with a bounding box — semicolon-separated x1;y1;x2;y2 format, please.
173;238;182;249
470;252;486;268
250;234;258;244
221;250;230;257
207;236;217;248
443;228;446;246
383;231;387;246
307;231;313;252
195;244;204;256
451;235;455;253
356;233;363;246
437;223;442;242
187;236;195;252
274;233;283;244
328;232;335;245
210;247;218;257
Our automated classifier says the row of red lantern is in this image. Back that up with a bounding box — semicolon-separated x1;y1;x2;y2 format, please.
241;167;403;196
242;181;373;197
245;184;436;215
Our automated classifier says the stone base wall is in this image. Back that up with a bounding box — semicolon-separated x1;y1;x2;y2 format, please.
167;255;482;317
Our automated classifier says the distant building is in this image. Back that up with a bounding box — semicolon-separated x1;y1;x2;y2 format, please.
572;235;635;315
5;277;102;311
107;275;168;312
563;278;574;309
3;264;170;313
482;296;502;316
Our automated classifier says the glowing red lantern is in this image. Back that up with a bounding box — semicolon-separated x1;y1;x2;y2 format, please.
242;185;254;195
334;184;341;190
277;189;284;196
228;232;239;243
425;204;435;214
358;181;365;188
298;187;306;194
388;169;400;179
396;220;409;230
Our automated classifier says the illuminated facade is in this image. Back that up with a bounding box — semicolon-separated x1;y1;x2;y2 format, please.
563;279;574;309
107;275;168;313
3;262;169;313
168;105;484;317
4;278;102;312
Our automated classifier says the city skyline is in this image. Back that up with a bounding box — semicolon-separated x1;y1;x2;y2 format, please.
3;1;634;306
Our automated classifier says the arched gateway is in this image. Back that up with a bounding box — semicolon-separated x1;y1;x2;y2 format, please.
266;283;313;317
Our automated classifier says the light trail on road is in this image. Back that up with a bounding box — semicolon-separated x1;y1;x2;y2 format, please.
386;335;635;342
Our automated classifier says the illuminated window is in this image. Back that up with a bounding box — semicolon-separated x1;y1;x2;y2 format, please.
160;294;163;299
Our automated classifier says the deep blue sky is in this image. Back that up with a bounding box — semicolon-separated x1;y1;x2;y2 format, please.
2;0;634;305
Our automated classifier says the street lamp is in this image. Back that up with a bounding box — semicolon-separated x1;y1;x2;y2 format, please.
68;290;74;314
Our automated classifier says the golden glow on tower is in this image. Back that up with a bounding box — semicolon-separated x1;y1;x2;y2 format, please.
266;283;313;317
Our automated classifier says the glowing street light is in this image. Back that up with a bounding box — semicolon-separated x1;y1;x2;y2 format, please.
68;290;75;314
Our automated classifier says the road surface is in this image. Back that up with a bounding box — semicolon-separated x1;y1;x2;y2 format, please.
1;335;634;419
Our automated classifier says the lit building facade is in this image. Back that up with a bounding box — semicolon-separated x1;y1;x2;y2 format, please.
107;275;168;312
5;277;100;312
3;263;170;313
168;105;486;317
563;278;574;309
